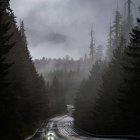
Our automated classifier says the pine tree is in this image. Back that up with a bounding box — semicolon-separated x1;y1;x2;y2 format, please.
0;1;50;139
89;27;96;63
91;38;126;135
0;0;14;89
122;0;134;43
0;1;15;138
74;61;105;132
74;37;126;135
119;18;140;135
0;6;49;140
107;10;122;59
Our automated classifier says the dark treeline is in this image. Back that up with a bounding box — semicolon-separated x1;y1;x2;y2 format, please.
0;1;49;139
74;6;140;136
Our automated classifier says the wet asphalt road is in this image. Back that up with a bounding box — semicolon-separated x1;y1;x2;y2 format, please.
26;115;138;140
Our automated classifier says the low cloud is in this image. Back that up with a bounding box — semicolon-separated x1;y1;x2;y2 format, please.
10;0;138;59
46;33;68;44
27;28;69;47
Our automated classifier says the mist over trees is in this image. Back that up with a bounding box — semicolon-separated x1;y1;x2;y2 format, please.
74;2;140;136
107;10;122;59
34;57;91;104
34;29;104;104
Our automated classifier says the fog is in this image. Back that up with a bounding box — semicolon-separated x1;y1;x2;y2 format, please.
10;0;139;59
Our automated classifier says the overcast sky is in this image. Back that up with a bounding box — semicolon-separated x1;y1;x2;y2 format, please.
10;0;139;59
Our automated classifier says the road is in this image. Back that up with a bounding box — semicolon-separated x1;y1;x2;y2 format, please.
48;115;81;140
26;115;131;140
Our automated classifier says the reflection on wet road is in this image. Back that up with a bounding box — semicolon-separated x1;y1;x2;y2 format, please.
26;115;131;140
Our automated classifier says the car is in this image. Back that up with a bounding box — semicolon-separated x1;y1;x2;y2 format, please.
46;131;55;140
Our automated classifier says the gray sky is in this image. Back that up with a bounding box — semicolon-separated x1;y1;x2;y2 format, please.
10;0;139;59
